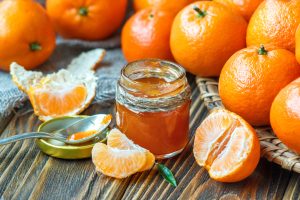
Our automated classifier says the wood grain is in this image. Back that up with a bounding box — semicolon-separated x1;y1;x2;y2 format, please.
0;77;299;200
283;173;300;200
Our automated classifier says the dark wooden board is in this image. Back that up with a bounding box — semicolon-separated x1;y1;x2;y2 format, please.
0;78;299;200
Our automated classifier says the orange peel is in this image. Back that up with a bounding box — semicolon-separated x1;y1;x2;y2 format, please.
10;48;106;121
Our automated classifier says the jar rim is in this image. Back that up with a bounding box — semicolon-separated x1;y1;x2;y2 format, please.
116;59;191;112
120;59;187;97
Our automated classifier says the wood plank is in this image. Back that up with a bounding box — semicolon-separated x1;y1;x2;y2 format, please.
283;173;300;200
0;107;42;198
0;113;14;135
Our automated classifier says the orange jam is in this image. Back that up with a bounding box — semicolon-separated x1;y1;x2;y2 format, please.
116;59;191;158
67;130;97;141
116;98;190;156
67;114;111;141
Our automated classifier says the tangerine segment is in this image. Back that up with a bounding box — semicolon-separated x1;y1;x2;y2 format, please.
107;128;136;150
92;143;146;179
209;126;260;182
193;110;235;166
193;109;260;182
28;84;87;116
107;128;155;171
140;151;155;171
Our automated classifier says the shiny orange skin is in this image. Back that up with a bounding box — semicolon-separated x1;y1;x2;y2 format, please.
270;78;300;154
46;0;127;40
219;45;300;126
170;1;247;77
0;0;56;71
296;25;300;64
214;0;263;21
133;0;195;13
247;0;300;52
121;8;175;62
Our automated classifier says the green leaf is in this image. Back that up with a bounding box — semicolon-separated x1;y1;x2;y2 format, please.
157;163;177;187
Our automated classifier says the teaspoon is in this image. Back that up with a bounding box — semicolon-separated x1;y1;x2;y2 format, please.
0;114;111;146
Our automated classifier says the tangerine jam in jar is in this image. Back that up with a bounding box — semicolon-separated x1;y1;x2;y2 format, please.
116;59;191;159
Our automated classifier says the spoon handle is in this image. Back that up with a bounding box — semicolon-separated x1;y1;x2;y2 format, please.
0;132;65;146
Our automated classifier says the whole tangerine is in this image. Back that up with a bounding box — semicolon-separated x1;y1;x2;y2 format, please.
270;78;300;154
247;0;300;52
46;0;127;40
170;1;247;77
121;8;175;62
0;0;56;71
219;45;300;126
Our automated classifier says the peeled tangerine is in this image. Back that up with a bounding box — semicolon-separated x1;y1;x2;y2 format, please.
92;129;155;179
193;109;260;182
10;49;106;121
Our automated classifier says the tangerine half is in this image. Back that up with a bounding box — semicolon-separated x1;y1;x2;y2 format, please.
193;109;260;182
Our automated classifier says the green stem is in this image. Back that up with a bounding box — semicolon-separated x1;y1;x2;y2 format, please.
29;42;42;52
193;6;206;18
258;45;268;55
156;163;177;187
78;7;88;16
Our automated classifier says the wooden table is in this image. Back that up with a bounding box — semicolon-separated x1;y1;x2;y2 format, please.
0;75;299;200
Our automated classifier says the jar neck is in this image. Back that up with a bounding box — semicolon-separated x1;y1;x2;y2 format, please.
116;59;191;113
119;59;188;98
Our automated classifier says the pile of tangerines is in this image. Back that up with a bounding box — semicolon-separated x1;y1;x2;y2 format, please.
1;0;300;182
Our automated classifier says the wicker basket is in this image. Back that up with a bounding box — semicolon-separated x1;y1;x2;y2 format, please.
195;77;300;173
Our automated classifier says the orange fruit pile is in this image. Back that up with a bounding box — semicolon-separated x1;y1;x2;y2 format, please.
170;1;247;77
121;8;175;62
247;0;300;52
214;0;263;21
0;0;55;71
46;0;128;40
92;129;155;178
193;109;260;182
219;45;300;126
271;78;300;154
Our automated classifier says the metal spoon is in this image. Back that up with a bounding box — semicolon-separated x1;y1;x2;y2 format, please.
0;114;111;146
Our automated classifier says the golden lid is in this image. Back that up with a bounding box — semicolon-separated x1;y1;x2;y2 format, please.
36;116;105;159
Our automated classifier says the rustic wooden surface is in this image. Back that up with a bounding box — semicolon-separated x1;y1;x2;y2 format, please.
0;76;299;200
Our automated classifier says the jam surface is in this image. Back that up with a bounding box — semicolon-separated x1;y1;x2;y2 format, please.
116;77;190;156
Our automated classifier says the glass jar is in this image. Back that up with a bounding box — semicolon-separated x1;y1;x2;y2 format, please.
115;59;191;159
